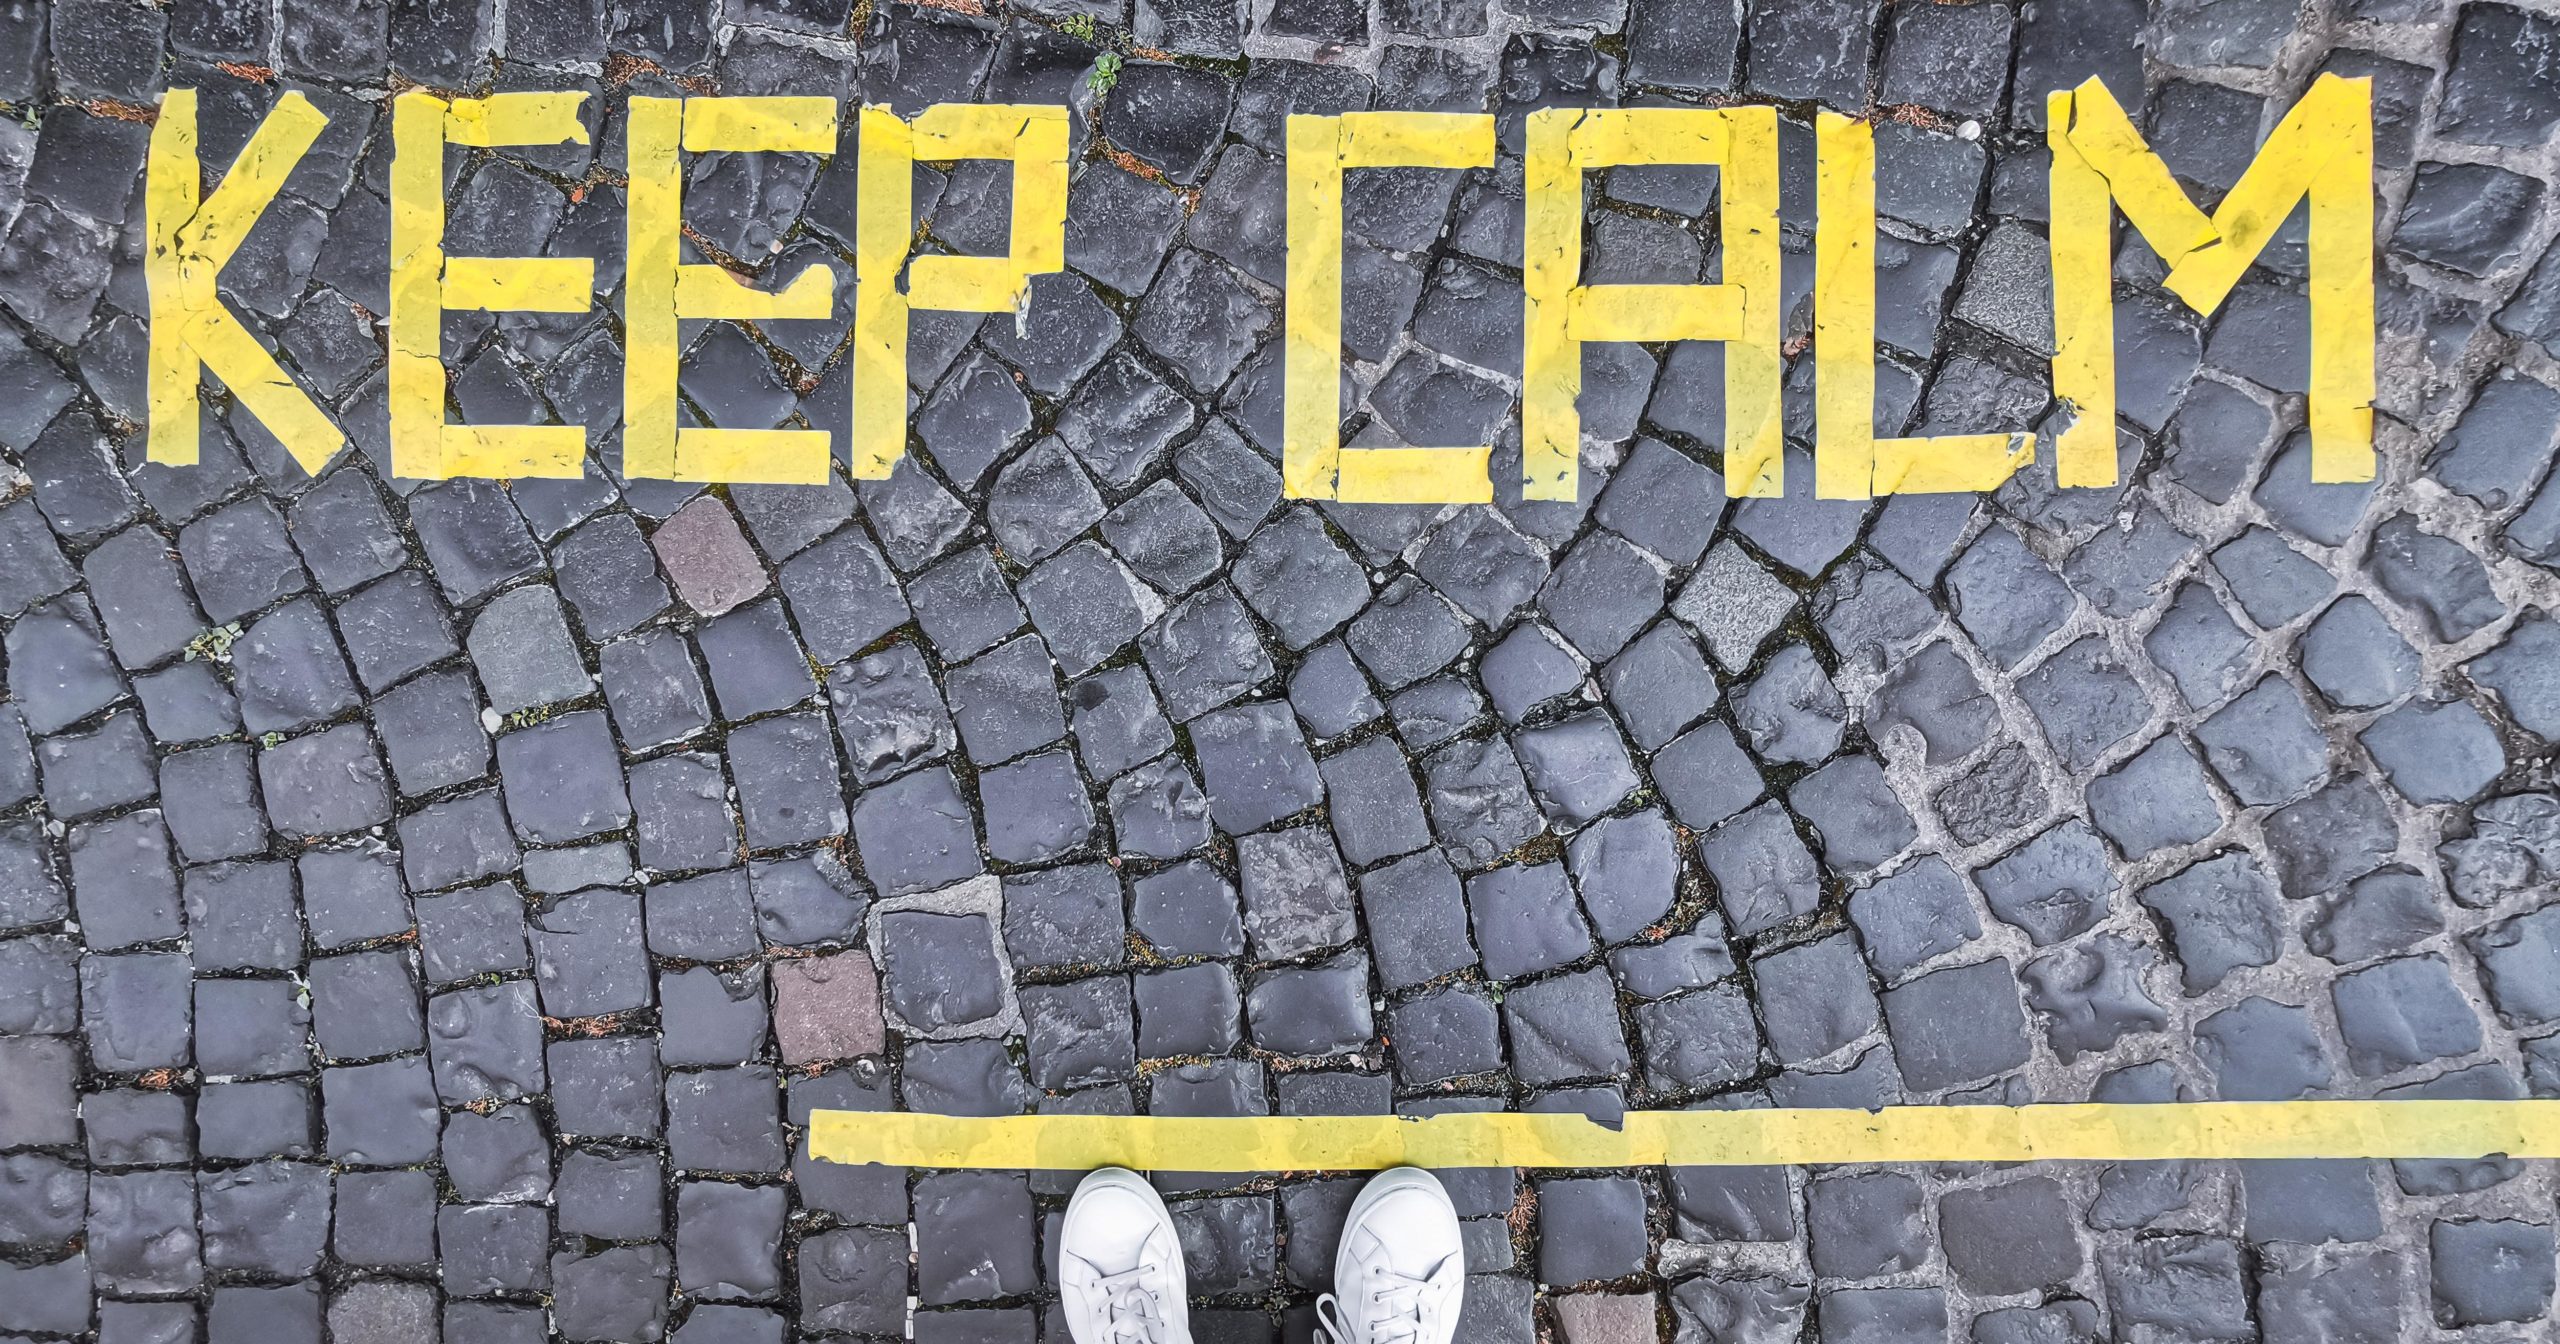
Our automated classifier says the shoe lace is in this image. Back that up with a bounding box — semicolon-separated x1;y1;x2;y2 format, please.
1313;1266;1433;1344
1090;1264;1171;1344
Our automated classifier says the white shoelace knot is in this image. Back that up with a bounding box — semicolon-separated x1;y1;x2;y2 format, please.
1313;1265;1434;1344
1088;1263;1172;1344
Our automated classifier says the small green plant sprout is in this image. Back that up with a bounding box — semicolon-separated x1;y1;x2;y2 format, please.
1061;13;1096;41
184;622;243;662
1090;51;1123;96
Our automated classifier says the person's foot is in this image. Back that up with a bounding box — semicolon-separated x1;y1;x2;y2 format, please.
1316;1167;1465;1344
1060;1168;1193;1344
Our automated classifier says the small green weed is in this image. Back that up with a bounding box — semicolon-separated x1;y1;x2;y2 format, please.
184;623;243;662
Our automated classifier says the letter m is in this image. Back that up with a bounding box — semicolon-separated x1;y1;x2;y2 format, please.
2048;73;2373;487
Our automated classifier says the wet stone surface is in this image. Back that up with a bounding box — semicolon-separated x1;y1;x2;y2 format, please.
0;0;2557;1338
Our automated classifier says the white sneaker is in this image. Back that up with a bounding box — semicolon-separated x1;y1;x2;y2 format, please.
1316;1168;1466;1344
1060;1168;1193;1344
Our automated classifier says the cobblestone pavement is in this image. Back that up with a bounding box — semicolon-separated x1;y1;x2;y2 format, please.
4;0;2560;1340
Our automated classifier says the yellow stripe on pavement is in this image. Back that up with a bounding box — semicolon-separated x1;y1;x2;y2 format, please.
807;1102;2560;1172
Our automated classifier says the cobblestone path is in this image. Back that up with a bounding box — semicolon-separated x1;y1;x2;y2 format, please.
6;0;2560;1339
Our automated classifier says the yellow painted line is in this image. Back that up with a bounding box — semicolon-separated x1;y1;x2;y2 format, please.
807;1103;2560;1172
